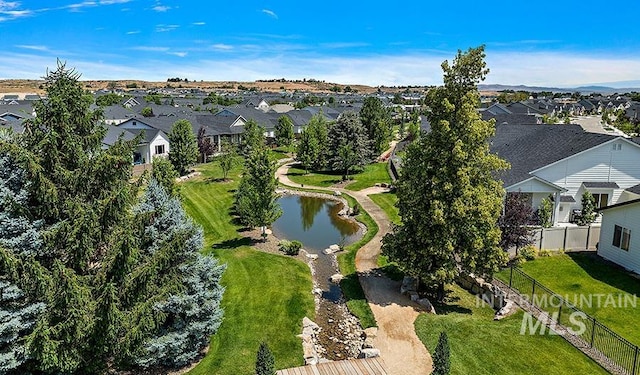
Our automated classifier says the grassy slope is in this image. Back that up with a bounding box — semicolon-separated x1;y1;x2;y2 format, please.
497;253;640;346
182;161;314;374
287;162;392;191
415;285;608;375
369;192;400;225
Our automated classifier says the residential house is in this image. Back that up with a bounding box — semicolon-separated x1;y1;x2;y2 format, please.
596;199;640;274
107;121;170;165
492;124;640;225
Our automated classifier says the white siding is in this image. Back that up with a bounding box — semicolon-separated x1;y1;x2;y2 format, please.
533;139;640;215
597;202;640;274
149;133;170;159
508;178;562;193
118;119;154;130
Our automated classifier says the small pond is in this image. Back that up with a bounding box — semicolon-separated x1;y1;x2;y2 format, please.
272;194;365;359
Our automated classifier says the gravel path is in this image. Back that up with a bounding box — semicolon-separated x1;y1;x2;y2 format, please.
275;162;433;375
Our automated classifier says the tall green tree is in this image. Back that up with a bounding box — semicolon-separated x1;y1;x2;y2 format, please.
168;119;198;176
432;332;450;375
234;148;282;238
295;130;319;174
382;46;508;301
0;62;224;374
217;141;237;180
274;115;294;148
360;97;392;155
239;119;265;158
152;156;179;197
305;113;329;170
255;342;275;375
578;190;597;226
538;196;553;228
327;111;371;180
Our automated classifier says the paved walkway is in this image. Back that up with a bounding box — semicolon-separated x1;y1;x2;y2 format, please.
275;162;432;375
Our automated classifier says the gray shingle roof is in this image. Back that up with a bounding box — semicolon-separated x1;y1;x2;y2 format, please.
126;128;162;144
583;182;620;189
625;183;640;195
102;125;136;147
491;124;618;187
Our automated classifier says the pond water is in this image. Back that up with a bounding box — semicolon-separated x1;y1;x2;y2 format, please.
272;195;361;252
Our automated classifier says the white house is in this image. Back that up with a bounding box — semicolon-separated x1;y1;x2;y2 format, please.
106;121;170;165
492;124;640;225
596;199;640;274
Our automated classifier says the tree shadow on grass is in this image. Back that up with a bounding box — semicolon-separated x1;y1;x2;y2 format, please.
212;236;256;250
567;251;640;296
432;289;473;315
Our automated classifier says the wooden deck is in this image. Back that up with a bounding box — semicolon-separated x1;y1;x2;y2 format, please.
276;358;387;375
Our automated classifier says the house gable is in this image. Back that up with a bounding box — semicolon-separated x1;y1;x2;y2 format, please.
506;176;565;193
597;199;640;274
118;118;154;130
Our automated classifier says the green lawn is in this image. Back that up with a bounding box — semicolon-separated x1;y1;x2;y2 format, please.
415;284;608;375
181;160;315;374
497;253;640;346
286;162;392;191
369;192;400;225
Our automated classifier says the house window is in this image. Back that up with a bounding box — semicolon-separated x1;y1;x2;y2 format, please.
592;193;609;209
613;225;631;251
155;144;166;155
612;143;622;151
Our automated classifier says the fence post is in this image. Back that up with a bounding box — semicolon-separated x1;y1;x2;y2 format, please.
539;228;544;249
590;318;596;348
586;225;591;250
531;279;536;301
509;267;513;289
633;346;639;375
562;226;569;251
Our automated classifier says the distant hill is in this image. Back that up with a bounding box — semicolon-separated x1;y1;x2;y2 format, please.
479;83;640;95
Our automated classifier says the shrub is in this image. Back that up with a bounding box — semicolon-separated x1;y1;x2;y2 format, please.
255;342;275;375
538;249;552;257
512;254;525;267
432;331;450;375
520;245;537;261
278;240;303;256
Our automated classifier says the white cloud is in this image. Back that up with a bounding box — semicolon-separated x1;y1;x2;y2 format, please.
320;42;370;49
155;24;179;32
15;44;49;51
261;9;277;19
0;1;32;21
168;51;187;57
126;30;140;34
192;21;205;25
212;44;233;51
152;5;170;12
130;46;170;52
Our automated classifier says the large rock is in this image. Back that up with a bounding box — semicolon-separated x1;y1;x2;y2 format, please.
418;298;436;314
329;244;340;252
363;327;378;339
494;299;518;320
400;276;418;295
303;316;320;330
358;348;380;358
329;274;345;283
323;248;334;255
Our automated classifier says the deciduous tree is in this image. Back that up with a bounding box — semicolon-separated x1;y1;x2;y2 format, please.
382;46;508;301
239;119;265;158
360;97;392;155
169;119;198;176
275;115;294;147
498;192;534;254
197;126;215;163
152;156;179;197
217;141;236;180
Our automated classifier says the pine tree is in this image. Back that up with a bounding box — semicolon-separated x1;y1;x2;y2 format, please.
327;111;371;180
134;181;225;368
168;119;198;176
255;341;275;375
432;332;450;375
382;46;508;301
152;156;179;197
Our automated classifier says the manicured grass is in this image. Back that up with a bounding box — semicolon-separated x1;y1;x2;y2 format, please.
369;192;400;225
286;162;392;191
344;162;392;191
286;166;342;187
497;253;640;346
415;284;608;375
181;160;315;374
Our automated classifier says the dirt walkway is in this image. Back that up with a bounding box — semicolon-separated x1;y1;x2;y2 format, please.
275;163;433;375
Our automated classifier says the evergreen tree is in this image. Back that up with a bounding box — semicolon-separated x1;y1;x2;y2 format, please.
295;130;318;174
327;111;371;180
235;148;282;238
152;156;179;197
360;97;392;155
134;181;225;368
168;119;198;176
0;62;225;373
255;341;275;375
274;115;294;148
538;196;553;228
382;46;508;301
239;119;265;158
432;332;450;375
578;190;597;226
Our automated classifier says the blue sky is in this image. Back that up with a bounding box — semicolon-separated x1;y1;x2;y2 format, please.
2;0;640;87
